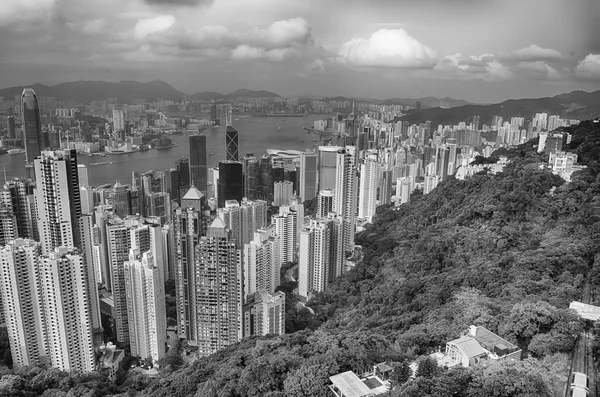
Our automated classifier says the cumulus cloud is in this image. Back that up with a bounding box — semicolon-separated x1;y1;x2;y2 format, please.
516;61;561;79
575;54;600;80
66;18;107;35
508;44;564;61
249;18;311;48
231;45;301;62
338;29;437;68
0;0;56;24
134;15;175;39
307;58;325;73
434;53;512;81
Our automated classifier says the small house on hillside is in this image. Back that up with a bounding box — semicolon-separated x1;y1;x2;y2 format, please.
443;325;521;368
329;363;393;397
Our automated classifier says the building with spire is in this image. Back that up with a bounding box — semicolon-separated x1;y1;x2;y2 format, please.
21;88;46;178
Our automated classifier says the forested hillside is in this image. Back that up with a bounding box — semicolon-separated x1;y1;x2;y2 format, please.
2;121;600;396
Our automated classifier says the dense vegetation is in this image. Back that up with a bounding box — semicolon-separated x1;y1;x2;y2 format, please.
2;120;600;396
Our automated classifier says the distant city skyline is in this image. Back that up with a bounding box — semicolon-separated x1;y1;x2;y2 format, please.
0;0;599;102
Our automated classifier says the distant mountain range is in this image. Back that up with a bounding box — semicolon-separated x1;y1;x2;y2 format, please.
398;90;600;126
380;96;471;108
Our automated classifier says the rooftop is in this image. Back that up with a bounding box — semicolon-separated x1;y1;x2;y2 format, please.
448;336;487;359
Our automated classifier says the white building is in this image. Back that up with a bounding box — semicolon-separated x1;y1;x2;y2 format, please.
124;250;167;363
358;153;381;222
112;109;126;132
274;181;294;207
252;290;285;336
273;206;299;264
333;147;357;253
244;227;281;302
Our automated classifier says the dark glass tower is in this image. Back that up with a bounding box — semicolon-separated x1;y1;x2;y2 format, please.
21;88;46;178
176;157;190;203
217;161;243;208
226;126;239;162
189;134;208;193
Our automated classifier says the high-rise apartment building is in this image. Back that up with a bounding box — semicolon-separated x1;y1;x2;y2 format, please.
189;134;208;194
1;178;37;240
379;168;393;206
194;218;241;355
317;189;334;218
274;180;293;207
243;290;285;337
243;154;260;201
38;247;95;372
273;206;299;264
0;239;45;368
124;249;167;363
112;109;126;132
34;149;82;255
217;199;268;249
333;147;357;253
0;206;17;246
243;227;280;301
358;153;381;222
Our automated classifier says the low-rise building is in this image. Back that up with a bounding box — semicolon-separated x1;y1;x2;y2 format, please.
329;364;392;397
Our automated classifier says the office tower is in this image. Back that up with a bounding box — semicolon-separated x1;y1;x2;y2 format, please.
333;147;358;253
21;88;45;169
38;247;95;372
0;239;45;368
318;146;343;190
176;158;190;203
0;206;17;246
124;249;167;363
437;148;450;181
274;181;293;207
358;154;381;223
165;167;179;205
259;155;273;203
226;126;239;161
218;161;243;208
190;134;208;193
243;154;260;200
273;206;298;264
299;152;317;202
34;149;82;254
1;178;37;240
317;189;334;218
195;218;241;355
243;290;285;337
141;171;169;224
210;104;218;125
7;115;16;139
244;228;281;301
112;109;126;132
379;168;393;205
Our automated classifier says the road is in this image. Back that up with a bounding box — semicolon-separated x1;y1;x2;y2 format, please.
566;275;596;397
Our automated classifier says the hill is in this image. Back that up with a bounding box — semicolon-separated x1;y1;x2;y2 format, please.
380;96;471;108
398;89;600;126
2;122;600;396
225;89;281;99
0;80;185;103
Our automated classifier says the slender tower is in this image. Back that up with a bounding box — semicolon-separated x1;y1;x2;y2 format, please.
21;88;45;179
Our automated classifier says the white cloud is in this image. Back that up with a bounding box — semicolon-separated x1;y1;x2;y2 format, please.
249;18;311;48
516;61;561;79
307;58;325;73
66;18;107;35
134;15;175;40
575;54;600;80
0;0;56;24
508;44;564;61
338;29;437;68
231;45;300;62
434;53;512;81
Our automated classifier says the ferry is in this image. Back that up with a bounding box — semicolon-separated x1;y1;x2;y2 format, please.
89;161;111;166
7;149;25;155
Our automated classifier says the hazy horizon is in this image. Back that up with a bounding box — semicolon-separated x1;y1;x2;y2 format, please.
1;0;599;103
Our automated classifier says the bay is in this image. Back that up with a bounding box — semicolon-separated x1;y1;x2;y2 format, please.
0;114;328;187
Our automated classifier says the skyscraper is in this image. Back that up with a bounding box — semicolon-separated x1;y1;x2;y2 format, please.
217;199;268;249
243;154;260;200
0;206;17;246
7;115;15;139
299;152;317;202
34;149;82;255
218;161;243;208
189;134;208;193
333;147;357;253
226;126;239;161
195;218;241;356
243;227;281;301
0;239;45;368
1;178;37;240
124;249;167;363
38;247;95;372
175;157;190;203
358;153;381;223
21;88;45;168
317;189;334;218
273;206;299;264
243;290;285;337
318;146;343;191
112;109;126;132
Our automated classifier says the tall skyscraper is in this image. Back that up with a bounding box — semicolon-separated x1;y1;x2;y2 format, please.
273;181;293;207
34;149;82;255
1;178;37;240
243;154;260;200
0;206;17;246
218;161;243;208
358;153;381;223
176;157;190;203
189;134;208;193
38;247;95;372
7;115;15;139
299;218;331;299
317;189;334;218
318;146;343;191
244;227;281;301
226;126;239;161
141;170;169;224
273;206;299;264
21;88;45;169
195;218;241;355
333;147;357;253
299;152;317;202
173;186;208;343
218;199;267;249
124;249;167;363
379;168;393;205
112;109;126;132
0;239;45;368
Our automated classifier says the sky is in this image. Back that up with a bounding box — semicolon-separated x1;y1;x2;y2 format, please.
0;0;600;103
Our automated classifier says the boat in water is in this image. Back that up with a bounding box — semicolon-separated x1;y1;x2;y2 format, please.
90;161;111;166
7;149;25;155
